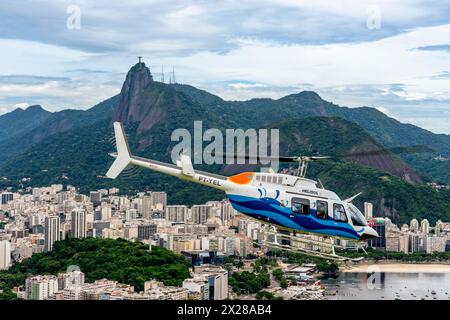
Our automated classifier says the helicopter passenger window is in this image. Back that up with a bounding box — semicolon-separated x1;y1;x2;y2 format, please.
256;175;260;181
333;204;348;222
277;177;283;184
316;200;328;219
261;175;267;183
292;198;310;215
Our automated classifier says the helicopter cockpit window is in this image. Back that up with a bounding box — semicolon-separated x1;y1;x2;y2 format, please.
316;200;328;219
333;203;348;223
347;203;368;226
292;198;310;215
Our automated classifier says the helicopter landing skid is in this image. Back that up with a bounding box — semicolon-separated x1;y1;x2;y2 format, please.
257;229;366;262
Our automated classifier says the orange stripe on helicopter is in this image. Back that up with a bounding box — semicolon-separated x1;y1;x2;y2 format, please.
227;172;254;184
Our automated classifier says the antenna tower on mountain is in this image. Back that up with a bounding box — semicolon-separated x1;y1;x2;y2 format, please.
172;67;176;84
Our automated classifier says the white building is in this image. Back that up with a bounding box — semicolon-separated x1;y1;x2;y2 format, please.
183;278;209;300
100;204;112;221
190;266;228;300
0;240;11;270
125;209;138;221
410;218;419;233
143;280;187;300
364;202;373;220
25;275;59;300
420;219;430;234
424;235;447;253
58;270;85;290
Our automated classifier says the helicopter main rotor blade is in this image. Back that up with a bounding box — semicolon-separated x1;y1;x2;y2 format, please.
211;152;299;162
211;152;332;163
211;145;433;163
332;145;435;159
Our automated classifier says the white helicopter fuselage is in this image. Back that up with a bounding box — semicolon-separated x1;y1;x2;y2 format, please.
107;122;378;241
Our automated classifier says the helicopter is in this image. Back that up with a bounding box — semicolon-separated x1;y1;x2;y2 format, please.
105;122;381;257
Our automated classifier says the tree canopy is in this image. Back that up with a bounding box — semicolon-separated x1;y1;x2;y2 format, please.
0;237;191;300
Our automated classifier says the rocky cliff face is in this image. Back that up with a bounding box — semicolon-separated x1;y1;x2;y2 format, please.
111;62;224;150
113;62;154;124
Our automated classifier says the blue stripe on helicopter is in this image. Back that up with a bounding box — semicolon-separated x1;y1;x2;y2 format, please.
227;194;360;239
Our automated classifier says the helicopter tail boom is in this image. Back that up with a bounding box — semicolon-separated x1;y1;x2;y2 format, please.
105;122;230;191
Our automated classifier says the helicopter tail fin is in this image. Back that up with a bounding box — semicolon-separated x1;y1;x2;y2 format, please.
106;122;132;179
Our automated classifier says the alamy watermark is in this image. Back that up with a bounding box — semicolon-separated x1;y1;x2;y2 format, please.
366;5;381;30
66;264;81;273
171;121;280;172
366;265;381;290
66;4;81;30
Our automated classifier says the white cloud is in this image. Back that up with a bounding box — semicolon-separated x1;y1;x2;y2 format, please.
228;82;267;90
12;103;29;110
0;1;449;133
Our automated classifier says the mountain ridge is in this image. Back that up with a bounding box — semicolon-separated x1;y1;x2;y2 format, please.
0;104;51;143
170;84;450;183
0;63;449;224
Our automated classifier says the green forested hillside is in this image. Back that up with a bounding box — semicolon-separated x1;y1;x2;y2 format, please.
0;238;190;300
0;95;119;164
0;105;50;143
0;114;448;224
172;85;450;184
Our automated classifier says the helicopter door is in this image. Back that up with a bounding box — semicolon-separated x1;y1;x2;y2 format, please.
291;197;310;215
316;200;328;219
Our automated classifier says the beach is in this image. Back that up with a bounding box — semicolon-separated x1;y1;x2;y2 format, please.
342;263;450;273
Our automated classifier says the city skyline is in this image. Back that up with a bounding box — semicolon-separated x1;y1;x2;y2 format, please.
1;183;450;300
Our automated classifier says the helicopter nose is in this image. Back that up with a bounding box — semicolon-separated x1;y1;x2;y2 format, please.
360;226;379;240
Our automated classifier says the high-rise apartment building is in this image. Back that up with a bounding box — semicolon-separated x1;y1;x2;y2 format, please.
151;191;167;210
25;275;59;300
364;202;373;220
165;205;188;222
191;205;212;224
71;208;87;239
1;192;13;205
137;224;157;241
44;216;60;252
0;240;11;270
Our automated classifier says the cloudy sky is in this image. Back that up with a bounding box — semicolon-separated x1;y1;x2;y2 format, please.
0;0;449;133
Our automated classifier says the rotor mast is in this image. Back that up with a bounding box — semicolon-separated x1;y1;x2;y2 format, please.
297;159;308;177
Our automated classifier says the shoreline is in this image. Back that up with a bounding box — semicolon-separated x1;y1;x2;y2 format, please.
341;262;450;273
